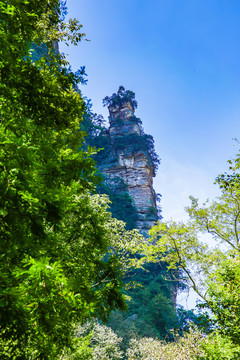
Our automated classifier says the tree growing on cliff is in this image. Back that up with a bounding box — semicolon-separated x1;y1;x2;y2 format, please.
103;86;138;110
0;1;145;358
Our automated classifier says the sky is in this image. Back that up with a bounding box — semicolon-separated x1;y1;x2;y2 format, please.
61;0;240;222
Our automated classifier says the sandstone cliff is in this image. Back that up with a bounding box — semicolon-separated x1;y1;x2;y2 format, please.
97;97;160;235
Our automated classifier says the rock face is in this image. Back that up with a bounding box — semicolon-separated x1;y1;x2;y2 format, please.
100;100;159;235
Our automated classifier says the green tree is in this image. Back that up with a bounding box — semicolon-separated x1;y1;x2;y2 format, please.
145;152;240;354
0;1;145;358
206;257;240;345
72;321;124;360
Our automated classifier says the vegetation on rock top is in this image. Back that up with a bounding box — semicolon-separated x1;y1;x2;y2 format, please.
103;86;138;110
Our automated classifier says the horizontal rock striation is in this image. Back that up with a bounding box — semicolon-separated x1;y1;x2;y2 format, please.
101;101;159;235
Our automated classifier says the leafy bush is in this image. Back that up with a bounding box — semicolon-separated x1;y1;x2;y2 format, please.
126;329;204;360
72;322;124;360
126;329;240;360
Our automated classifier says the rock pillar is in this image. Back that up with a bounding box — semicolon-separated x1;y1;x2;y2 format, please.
102;101;159;235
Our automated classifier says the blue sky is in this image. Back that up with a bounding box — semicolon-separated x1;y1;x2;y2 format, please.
61;0;240;221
